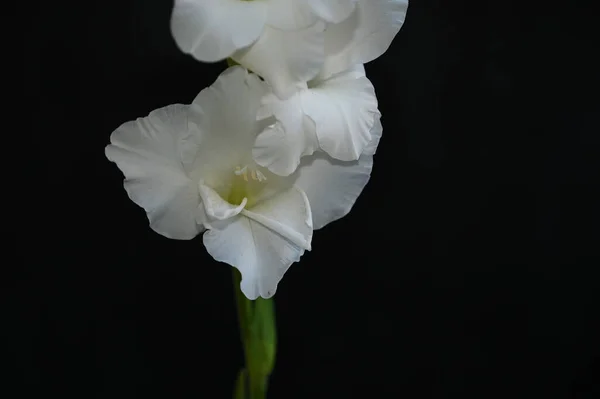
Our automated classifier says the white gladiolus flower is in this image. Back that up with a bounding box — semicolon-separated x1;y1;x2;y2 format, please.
105;67;380;300
253;64;380;176
171;0;359;98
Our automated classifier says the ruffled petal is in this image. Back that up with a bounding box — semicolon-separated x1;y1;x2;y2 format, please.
105;105;203;239
253;93;319;176
301;65;380;161
171;0;268;62
198;183;246;224
320;0;409;79
362;114;383;156
292;114;381;229
293;157;373;231
203;187;312;299
232;22;325;99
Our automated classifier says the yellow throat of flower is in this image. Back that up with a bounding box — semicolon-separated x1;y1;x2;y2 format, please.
226;165;268;207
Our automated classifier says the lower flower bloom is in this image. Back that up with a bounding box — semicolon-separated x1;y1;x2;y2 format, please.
105;66;380;299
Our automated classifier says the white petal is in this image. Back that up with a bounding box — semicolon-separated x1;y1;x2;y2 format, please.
198;183;246;224
253;93;319;176
105;105;203;240
203;187;313;299
320;0;409;79
188;67;269;183
171;0;267;62
363;114;383;156
233;22;325;99
308;0;358;24
293;116;380;229
267;0;318;30
301;65;380;161
293;151;376;230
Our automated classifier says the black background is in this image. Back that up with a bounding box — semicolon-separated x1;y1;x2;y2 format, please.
17;0;599;397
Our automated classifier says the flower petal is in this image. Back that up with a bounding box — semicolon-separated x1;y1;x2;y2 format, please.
105;105;203;239
198;183;246;223
294;157;372;230
293;117;380;229
188;66;269;184
320;0;409;79
232;22;325;99
308;0;358;24
301;65;380;161
253;93;319;176
171;0;268;62
266;0;318;30
363;114;383;156
203;187;313;299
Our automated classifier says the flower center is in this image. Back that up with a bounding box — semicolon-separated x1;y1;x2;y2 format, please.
234;165;267;182
227;164;268;206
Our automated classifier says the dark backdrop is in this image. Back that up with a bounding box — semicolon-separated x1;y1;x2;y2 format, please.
17;0;599;398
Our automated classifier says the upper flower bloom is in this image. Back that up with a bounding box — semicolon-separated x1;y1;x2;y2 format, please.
171;0;359;98
246;0;408;176
105;67;380;299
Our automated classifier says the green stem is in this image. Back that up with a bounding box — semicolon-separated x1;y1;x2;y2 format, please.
233;270;277;399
